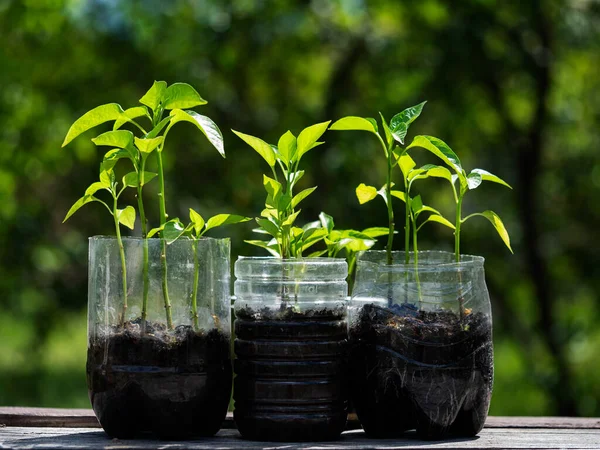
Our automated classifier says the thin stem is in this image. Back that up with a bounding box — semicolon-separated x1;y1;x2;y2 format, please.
375;133;394;266
113;194;128;327
404;179;411;265
455;193;465;322
191;239;200;331
138;159;150;328
156;149;173;329
412;214;422;307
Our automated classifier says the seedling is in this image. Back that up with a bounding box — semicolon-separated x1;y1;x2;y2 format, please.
232;121;330;259
330;102;427;266
62;81;225;330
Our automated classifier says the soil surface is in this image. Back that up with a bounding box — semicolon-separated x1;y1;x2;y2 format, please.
349;303;493;440
87;320;232;439
234;303;348;441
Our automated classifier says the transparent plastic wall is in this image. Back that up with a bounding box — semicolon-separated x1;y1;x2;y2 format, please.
88;236;231;338
350;250;491;322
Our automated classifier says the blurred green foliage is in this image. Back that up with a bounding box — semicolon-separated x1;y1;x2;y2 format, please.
1;0;599;416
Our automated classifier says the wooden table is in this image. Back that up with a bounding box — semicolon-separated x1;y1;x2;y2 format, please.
1;408;599;449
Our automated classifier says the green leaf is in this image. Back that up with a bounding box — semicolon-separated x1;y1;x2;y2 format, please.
233;130;276;167
471;168;512;189
319;211;335;233
114;106;149;130
307;249;328;258
407;135;463;175
277;131;296;166
92;130;135;151
163;219;186;244
398;153;416;178
390;190;406;202
421;214;456;230
146;116;171;139
62;103;124;147
117;206;136;230
411;195;424;214
300;229;328;252
256;217;280;238
297;121;331;158
329;116;378;134
467;171;483;190
390;101;427;130
63;195;95;222
168;110;224;157
85;182;107;196
423;165;454;184
362;227;391;238
189;208;205;236
263;175;282;208
464;210;513;253
379;112;393;148
99;168;112;187
245;239;280;257
290;170;305;186
162;83;207;110
292;187;317;209
356;183;378;204
134;136;163;154
205;214;251;232
390;121;407;145
140;81;167;111
122;171;157;187
147;225;163;238
282;210;301;227
103;148;130;163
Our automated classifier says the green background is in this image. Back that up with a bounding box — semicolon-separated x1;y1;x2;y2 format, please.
1;0;599;417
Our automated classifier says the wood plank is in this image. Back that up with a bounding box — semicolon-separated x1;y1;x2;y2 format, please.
1;426;600;449
485;416;600;429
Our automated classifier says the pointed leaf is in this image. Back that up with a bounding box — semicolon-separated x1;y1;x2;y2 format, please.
163;219;185;244
103;148;130;163
147;225;163;238
282;210;301;227
464;211;513;253
205;214;251;232
398;153;416;178
390;101;427;130
379;112;393;148
297;121;330;158
146;116;171;139
245;240;281;257
162;83;207;110
407;135;463;175
356;183;378;204
307;249;328;258
289;170;304;186
233;130;276;167
411;195;424;214
277;131;296;166
62;103;124;147
114;106;149;130
319;212;334;233
390;190;406;202
117;206;136;230
467;171;483;190
122;171;157;188
63;195;96;222
390;121;408;144
263;175;282;208
85;182;108;196
292;187;317;209
471;168;512;189
189;208;205;236
135;136;163;154
140;81;167;111
362;227;391;238
424;165;454;184
92;130;134;150
421;214;456;230
167;109;224;157
329;116;378;134
256;217;280;238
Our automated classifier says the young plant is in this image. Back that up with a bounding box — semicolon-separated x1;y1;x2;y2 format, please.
405;136;513;260
232;121;330;259
63;162;137;326
329;102;426;266
149;210;251;331
62;81;225;330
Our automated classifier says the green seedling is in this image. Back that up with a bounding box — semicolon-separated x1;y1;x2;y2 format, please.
148;209;250;331
330;102;427;266
233;121;330;259
62;81;225;330
63;163;137;326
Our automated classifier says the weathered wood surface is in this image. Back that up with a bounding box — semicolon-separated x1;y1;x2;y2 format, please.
1;426;600;449
1;409;599;449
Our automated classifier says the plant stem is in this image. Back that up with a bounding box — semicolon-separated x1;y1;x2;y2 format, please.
113;195;128;327
156;150;173;329
455;194;465;321
404;180;411;265
138;162;150;330
412;215;422;307
191;239;199;331
383;139;394;266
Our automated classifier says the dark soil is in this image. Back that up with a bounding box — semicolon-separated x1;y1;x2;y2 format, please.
234;304;348;441
349;303;493;440
87;319;232;439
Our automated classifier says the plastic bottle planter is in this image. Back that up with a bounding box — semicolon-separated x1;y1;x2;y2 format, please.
349;251;493;440
233;257;349;442
87;236;232;439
